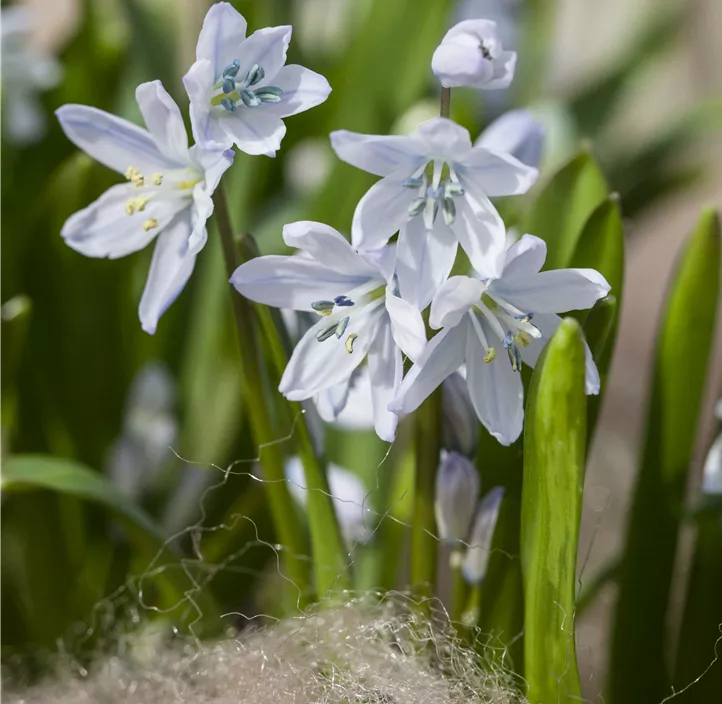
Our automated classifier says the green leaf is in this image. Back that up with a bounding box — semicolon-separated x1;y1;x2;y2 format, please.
526;150;608;270
521;317;586;703
609;208;721;703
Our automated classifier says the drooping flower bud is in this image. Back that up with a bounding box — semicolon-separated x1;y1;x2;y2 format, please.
442;371;479;457
461;487;504;585
434;451;480;543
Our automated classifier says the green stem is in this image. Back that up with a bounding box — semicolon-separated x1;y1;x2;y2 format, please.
235;231;352;596
450;550;469;623
440;87;451;119
213;185;311;603
411;388;442;597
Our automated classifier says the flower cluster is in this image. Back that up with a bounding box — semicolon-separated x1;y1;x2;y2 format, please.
57;4;611;446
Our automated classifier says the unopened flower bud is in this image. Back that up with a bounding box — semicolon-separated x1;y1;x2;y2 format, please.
461;487;504;585
435;451;480;543
442;371;479;457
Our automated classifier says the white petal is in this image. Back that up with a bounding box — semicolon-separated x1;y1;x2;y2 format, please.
184;60;233;151
135;81;190;165
55;105;172;175
389;324;468;416
331;367;376;431
500;233;547;280
282;221;377;277
280;306;382;400
230;255;370;311
484;51;517;90
315;379;351;423
361;243;397;281
330;130;425;177
195;1;247;74
494;268;611;314
462;487;505;585
475;109;544;169
457;147;538;197
431;40;493;89
396;216;458;310
61;184;186;259
466;321;524;446
430;276;484;329
368;319;403;442
139;212;197;335
452;191;506;279
237;25;292;83
351;166;417;249
260;64;331;118
414;117;472;161
386;291;427;362
220;109;286;157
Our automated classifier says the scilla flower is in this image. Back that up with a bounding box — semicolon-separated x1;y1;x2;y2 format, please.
56;81;234;334
390;234;611;445
431;19;516;90
330;118;537;308
231;222;426;441
183;2;331;156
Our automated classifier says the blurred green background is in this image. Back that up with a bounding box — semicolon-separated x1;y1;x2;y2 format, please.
2;0;721;697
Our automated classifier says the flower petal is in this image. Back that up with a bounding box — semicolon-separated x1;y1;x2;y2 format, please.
184;60;233;151
475;109;544;169
494;268;611;314
61;183;186;259
351;165;417;249
231;255;370;311
452;192;506;279
457;147;538;197
195;1;247;76
237;25;292;83
135;81;190;165
500;233;547;281
55;104;172;175
466;320;524;445
430;275;485;329
414;117;472;161
432;40;493;89
280;306;383;400
315;379;352;423
484;51;517;90
368;318;403;442
139;212;197;335
330;130;425;177
220;109;286;157
386;290;427;362
396;216;458;310
260;64;331;118
389;324;468;416
282;221;377;277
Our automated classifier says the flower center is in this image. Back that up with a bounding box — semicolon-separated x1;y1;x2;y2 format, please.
468;289;540;372
403;160;465;228
311;282;386;354
209;61;283;113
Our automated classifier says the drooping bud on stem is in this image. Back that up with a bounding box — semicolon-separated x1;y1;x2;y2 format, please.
461;487;504;585
434;451;480;543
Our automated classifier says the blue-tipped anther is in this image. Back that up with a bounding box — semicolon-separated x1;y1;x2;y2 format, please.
316;324;337;342
504;332;521;372
334;295;354;307
445;181;465;197
245;64;265;87
408;197;426;217
312;300;335;316
335;316;350;338
240;90;261;108
442;196;456;225
402;176;424;190
514;312;534;323
222;77;236;94
220;98;236;112
222;59;241;78
256;86;283;103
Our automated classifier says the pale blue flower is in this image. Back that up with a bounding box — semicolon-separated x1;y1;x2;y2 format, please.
183;2;331;157
435;451;480;543
462;487;505;585
56;81;234;334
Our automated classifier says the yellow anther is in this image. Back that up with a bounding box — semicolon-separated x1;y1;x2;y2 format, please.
124;196;150;215
483;347;496;363
152;173;163;186
515;332;531;348
345;333;358;354
125;165;141;180
133;175;145;187
125;201;136;216
142;218;158;231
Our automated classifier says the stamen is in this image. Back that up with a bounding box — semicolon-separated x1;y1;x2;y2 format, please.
442;197;456;225
152;173;163;186
480;42;492;60
408;197;426;217
240;90;261;108
402;176;424;189
125;196;150;215
515;331;531;348
484;348;496;363
514;312;534;323
255;86;283;103
245;64;265;87
334;295;354;307
222;77;236;94
316;324;337;342
445;181;465;197
311;300;335;316
335;316;350;338
142;218;158;231
222;59;241;78
504;332;522;372
345;333;358;354
220;97;237;112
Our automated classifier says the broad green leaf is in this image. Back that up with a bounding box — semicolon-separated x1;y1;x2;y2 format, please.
609;208;721;703
526;150;608;270
521;317;586;703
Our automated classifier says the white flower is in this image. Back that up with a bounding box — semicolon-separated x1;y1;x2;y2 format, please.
435;451;480;543
2;6;62;144
230;221;427;441
390;234;610;445
476;109;544;169
56;81;234;334
431;19;516;90
330;117;538;308
285;456;371;544
183;2;331;157
462;486;504;585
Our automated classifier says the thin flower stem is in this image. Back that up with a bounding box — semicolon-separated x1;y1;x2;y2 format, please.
213;184;312;603
440;87;451;119
450;551;469;623
410;387;442;597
